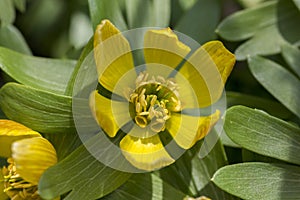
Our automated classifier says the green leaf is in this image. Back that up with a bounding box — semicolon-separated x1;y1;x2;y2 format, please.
0;82;75;134
103;173;186;200
0;25;31;55
281;43;300;78
153;0;171;27
237;0;270;8
159;131;237;199
13;0;26;12
235;26;286;60
0;47;76;94
88;0;127;31
0;108;6;119
39;135;131;200
217;0;300;60
175;0;221;44
293;0;300;10
248;55;300;119
216;1;276;41
226;91;293;119
224;106;300;165
44;132;82;161
0;0;15;26
65;37;94;96
212;162;300;200
125;0;170;28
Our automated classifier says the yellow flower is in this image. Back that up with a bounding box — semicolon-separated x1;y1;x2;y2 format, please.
0;120;57;200
90;20;235;171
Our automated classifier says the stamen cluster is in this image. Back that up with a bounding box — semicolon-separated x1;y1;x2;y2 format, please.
124;72;182;133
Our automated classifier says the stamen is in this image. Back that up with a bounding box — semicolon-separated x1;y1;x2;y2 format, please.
135;116;147;128
126;72;182;133
2;158;40;200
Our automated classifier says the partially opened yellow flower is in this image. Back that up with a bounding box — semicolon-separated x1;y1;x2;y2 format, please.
0;120;57;200
90;20;235;171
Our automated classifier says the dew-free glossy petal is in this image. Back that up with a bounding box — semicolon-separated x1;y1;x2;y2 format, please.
12;137;57;185
94;20;135;93
179;41;235;108
0;120;41;157
144;28;190;69
166;110;220;149
89;91;131;137
120;134;175;171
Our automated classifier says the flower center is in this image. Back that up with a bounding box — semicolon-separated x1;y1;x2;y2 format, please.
2;158;41;200
125;72;181;133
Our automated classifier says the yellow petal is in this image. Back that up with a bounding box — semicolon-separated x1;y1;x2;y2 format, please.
120;134;175;171
94;20;135;94
144;28;191;69
12;137;57;185
0;120;41;157
178;41;235;108
89;91;131;137
166;110;220;149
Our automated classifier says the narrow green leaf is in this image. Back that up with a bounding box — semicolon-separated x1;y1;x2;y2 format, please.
153;0;171;27
44;132;82;161
65;37;94;96
216;1;276;41
235;25;286;60
103;173;186;200
39;135;131;200
224;106;300;165
126;0;153;28
217;0;300;60
248;56;300;119
160;131;237;199
0;47;76;94
0;82;75;134
175;0;221;43
281;43;300;78
242;149;286;164
0;25;31;55
0;108;6;119
178;0;197;10
237;0;270;8
226;91;293;119
212;162;300;200
88;0;127;31
293;0;300;10
13;0;26;12
0;0;15;26
126;0;170;28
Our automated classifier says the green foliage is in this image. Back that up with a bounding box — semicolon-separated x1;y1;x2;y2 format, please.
159;133;238;199
0;47;76;94
217;0;300;60
103;173;186;200
0;25;31;54
0;0;300;199
224;106;300;165
175;0;221;44
212;162;300;200
39;135;132;200
0;0;15;26
0;83;75;134
89;0;127;31
281;43;300;78
248;56;300;119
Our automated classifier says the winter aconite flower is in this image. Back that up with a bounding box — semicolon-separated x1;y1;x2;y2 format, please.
90;20;235;171
0;120;57;200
